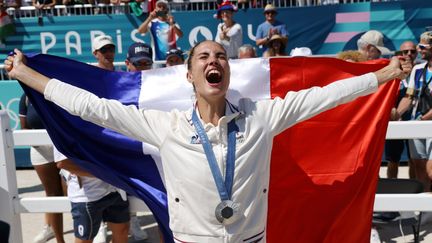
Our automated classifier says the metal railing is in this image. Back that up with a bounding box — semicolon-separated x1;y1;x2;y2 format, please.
6;3;131;18
4;0;401;18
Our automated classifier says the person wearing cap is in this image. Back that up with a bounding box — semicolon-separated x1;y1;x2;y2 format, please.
263;34;287;57
397;31;432;192
357;30;391;60
92;35;116;71
255;3;288;51
214;1;242;59
137;0;183;61
290;47;312;57
125;42;154;71
165;48;184;67
123;42;154;242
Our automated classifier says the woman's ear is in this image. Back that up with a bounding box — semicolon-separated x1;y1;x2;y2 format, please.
186;72;193;83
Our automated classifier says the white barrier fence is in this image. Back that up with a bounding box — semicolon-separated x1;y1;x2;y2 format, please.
2;110;432;242
0;111;150;242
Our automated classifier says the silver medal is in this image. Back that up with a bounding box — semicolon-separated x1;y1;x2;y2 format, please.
215;200;241;225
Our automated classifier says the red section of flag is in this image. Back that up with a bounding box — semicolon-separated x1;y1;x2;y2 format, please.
267;57;398;242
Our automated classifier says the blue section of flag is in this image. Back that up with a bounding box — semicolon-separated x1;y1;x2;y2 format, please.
21;53;173;243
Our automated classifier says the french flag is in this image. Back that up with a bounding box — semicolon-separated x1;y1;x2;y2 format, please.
21;54;398;243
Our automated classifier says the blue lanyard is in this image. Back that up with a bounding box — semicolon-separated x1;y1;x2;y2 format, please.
192;109;238;200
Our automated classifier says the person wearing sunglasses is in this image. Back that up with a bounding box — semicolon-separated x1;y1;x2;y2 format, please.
255;4;288;52
165;48;184;67
398;41;418;64
125;42;154;71
383;41;417;180
397;31;432;192
92;35;116;71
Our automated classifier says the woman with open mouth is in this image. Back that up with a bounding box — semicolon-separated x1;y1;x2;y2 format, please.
5;40;411;243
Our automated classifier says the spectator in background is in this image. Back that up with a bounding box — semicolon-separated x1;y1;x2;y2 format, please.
63;0;95;7
238;44;256;59
92;35;116;71
398;40;420;65
357;30;391;60
125;42;154;71
55;151;131;243
128;0;148;17
89;34;119;242
19;94;66;243
62;0;95;15
255;4;288;52
336;50;367;62
137;0;183;61
165;48;184;67
126;42;173;243
397;31;432;191
0;0;16;47
355;30;391;243
290;47;312;57
54;43;153;243
32;0;55;10
385;41;418;179
263;34;287;57
32;0;55;25
124;42;160;242
92;37;149;242
3;0;21;9
297;0;312;7
214;1;242;59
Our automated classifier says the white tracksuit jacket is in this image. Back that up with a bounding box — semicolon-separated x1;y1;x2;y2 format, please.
44;72;378;243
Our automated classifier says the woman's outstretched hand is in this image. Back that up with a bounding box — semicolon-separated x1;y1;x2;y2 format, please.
3;49;50;94
375;56;413;85
4;49;26;80
393;55;412;80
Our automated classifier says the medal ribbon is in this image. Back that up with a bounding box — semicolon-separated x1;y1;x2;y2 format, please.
192;109;238;201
